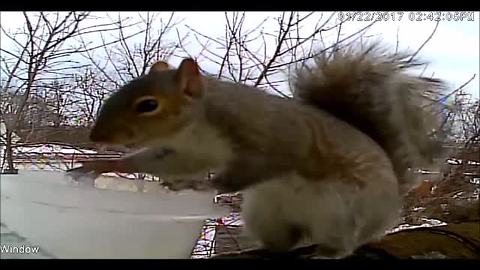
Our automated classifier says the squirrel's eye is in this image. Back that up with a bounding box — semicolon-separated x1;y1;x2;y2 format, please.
135;98;159;115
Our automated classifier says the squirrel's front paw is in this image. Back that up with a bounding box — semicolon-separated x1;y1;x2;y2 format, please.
67;159;121;182
66;166;100;185
69;159;119;174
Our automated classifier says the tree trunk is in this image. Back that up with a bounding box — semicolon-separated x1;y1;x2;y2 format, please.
4;128;18;174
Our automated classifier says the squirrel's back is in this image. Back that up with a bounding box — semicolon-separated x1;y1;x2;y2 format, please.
293;43;445;194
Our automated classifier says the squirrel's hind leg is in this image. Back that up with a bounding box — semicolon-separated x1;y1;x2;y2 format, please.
242;185;303;252
241;173;401;258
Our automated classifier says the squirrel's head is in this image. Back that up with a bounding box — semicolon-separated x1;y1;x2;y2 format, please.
90;58;205;148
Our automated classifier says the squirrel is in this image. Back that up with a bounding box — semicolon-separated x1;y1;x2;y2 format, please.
69;42;445;258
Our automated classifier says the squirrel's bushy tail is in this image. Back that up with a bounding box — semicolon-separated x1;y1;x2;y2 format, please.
293;43;446;194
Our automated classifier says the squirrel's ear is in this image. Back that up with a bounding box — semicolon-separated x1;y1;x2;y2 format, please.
149;61;170;74
175;58;204;99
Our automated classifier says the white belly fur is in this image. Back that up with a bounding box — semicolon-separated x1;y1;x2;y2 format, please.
241;173;402;257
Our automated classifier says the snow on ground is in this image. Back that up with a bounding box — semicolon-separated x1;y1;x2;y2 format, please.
389;218;448;234
14;144;97;155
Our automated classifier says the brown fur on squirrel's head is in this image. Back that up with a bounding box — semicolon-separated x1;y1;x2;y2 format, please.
90;58;205;148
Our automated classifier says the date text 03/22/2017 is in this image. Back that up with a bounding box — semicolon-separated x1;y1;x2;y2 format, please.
338;12;475;22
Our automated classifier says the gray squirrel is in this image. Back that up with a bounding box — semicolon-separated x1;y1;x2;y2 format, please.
69;42;445;258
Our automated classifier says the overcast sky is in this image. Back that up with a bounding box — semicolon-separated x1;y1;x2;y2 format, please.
1;11;479;99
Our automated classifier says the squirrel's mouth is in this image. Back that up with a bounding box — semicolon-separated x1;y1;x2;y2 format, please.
121;139;141;149
124;142;141;149
122;137;152;149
